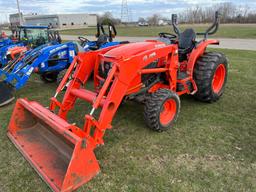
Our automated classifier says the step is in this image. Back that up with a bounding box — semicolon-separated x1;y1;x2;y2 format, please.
177;72;189;80
70;89;106;107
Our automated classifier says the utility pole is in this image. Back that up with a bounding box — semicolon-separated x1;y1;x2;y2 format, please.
16;0;23;25
121;0;129;23
129;8;133;23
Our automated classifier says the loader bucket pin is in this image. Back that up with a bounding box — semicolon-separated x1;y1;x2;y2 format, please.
0;81;15;107
7;99;100;192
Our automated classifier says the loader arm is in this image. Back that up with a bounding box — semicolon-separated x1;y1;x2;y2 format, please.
50;45;122;117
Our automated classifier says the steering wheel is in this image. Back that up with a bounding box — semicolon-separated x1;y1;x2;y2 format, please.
78;36;90;44
159;32;177;39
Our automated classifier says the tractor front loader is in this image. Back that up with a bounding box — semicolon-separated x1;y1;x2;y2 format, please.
7;11;228;192
8;41;175;191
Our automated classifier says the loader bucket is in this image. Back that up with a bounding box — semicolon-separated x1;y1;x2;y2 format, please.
0;81;15;107
7;99;100;192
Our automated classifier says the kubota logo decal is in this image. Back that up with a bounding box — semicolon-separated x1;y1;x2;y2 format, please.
149;52;156;58
155;44;165;48
143;52;156;61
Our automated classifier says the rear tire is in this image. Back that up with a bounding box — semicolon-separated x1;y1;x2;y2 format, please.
40;72;58;83
194;52;228;102
144;89;180;132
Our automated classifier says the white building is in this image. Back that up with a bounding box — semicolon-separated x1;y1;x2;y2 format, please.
10;13;97;28
9;13;24;27
158;19;169;26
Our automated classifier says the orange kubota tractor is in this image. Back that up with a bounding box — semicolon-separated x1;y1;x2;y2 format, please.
7;12;228;191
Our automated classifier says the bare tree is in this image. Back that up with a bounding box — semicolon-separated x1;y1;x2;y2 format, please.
98;12;121;25
147;14;161;26
214;2;236;23
173;2;256;24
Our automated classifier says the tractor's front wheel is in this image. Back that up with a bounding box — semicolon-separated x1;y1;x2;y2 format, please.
144;89;180;132
40;72;59;83
194;52;228;102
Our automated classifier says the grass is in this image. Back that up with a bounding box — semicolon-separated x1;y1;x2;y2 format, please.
0;48;256;191
60;24;256;39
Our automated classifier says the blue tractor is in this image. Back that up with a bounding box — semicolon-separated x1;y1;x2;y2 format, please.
0;25;61;68
40;21;125;83
0;22;128;106
0;31;14;48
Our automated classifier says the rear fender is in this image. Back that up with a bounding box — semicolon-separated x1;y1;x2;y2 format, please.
187;39;219;77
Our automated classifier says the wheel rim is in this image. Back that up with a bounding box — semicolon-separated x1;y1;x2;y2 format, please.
212;64;226;93
160;99;177;126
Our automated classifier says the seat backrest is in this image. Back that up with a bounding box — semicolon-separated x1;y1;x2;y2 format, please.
96;35;108;47
178;28;196;50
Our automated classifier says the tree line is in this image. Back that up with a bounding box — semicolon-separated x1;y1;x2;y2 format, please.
178;3;256;24
98;2;256;26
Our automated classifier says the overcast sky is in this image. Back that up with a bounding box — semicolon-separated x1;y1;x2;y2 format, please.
0;0;255;23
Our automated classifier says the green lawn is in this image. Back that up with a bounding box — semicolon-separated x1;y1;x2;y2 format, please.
0;49;256;191
60;24;256;39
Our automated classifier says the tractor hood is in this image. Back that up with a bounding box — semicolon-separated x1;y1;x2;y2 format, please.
104;41;166;60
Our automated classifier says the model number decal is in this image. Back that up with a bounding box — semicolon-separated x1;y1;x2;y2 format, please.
26;67;34;76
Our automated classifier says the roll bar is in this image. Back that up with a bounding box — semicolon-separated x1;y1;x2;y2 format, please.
196;11;220;38
172;11;221;39
96;21;117;42
171;14;181;36
48;30;62;43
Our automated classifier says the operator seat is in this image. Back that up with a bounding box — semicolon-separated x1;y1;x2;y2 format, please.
178;28;196;61
89;34;108;50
